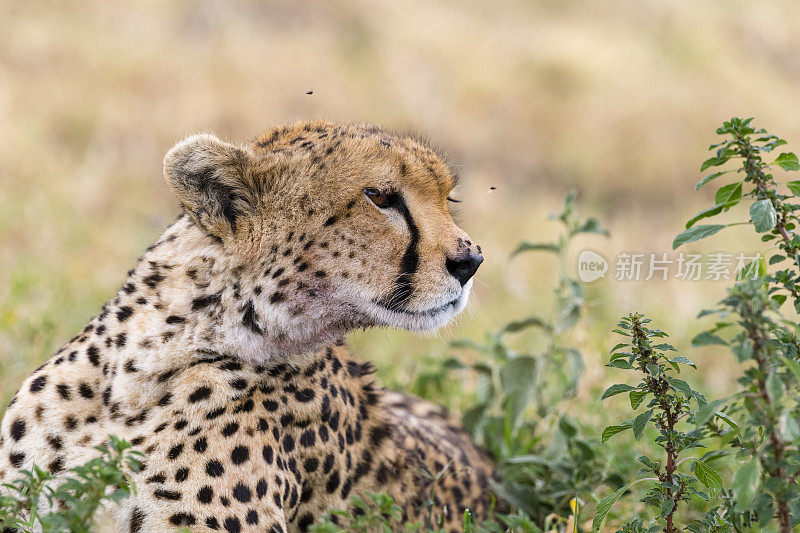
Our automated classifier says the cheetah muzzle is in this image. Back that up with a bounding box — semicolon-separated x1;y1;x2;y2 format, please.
0;121;494;533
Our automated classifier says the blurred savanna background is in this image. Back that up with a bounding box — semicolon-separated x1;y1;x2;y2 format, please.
3;0;800;528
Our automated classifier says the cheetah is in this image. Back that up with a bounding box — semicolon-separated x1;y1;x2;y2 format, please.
0;121;494;532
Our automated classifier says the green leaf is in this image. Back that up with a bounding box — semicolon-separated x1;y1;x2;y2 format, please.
668;377;693;398
501;316;549;334
774;152;800;171
691;331;727;347
592;479;650;533
601;420;633;443
673;224;726;249
660;497;675;517
715;182;742;205
629;390;648;409
780;411;800;442
781;356;800;382
601;383;636;400
714;411;740;434
766;372;783;403
633;409;653;440
501;454;551;466
787;180;800;196
769;253;786;265
772;294;787;306
694;459;723;492
576;218;609;236
696;171;726;190
732;458;761;511
610;342;628;353
669;355;696;368
510;241;560;257
695;399;726;427
700;155;731;171
685;204;727;229
750;199;777;233
653;343;677;352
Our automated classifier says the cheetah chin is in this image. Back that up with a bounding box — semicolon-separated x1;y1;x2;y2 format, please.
366;278;472;332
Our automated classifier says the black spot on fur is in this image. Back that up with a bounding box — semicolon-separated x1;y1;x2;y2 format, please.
10;419;25;441
224;516;242;533
189;386;212;403
205;459;224;477
269;292;285;304
47;435;63;450
222;422;239;437
130;507;145;533
298;512;315;530
194;437;208;453
326;470;340;493
87;345;100;366
262;445;274;464
29;375;47;393
168;443;184;460
295;388;315;402
78;382;94;399
257;478;268;498
9;452;25;468
143;272;166;288
175;467;190;482
232;482;251;503
206;407;226;420
169;513;196;526
192;292;222;310
197;486;213;504
231;445;249;465
155;489;182;501
241;301;263;335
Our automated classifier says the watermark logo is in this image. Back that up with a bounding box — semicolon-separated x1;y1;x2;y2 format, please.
576;250;763;282
577;250;608;282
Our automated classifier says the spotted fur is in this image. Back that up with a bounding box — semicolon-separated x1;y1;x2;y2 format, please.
0;121;490;532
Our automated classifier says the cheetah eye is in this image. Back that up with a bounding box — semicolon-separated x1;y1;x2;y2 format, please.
447;196;461;203
363;188;396;209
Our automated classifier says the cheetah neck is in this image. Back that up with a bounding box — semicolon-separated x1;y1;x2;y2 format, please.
75;215;361;382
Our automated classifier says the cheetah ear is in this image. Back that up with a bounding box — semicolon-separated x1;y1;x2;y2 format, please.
163;133;255;240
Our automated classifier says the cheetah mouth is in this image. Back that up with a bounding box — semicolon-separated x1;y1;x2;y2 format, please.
364;281;471;331
375;296;461;317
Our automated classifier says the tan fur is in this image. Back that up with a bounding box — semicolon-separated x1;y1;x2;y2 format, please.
0;121;491;532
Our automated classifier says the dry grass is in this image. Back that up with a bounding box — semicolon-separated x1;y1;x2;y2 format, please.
2;1;800;431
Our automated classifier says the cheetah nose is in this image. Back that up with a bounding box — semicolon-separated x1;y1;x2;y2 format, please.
446;248;483;286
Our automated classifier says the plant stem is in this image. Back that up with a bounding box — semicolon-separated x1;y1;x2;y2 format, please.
742;298;791;533
736;133;794;532
630;314;680;533
739;133;800;272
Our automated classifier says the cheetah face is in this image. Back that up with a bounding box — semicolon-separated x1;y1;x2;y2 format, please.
335;181;482;332
163;122;483;345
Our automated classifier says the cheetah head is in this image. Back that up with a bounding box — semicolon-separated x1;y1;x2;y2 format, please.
163;122;482;356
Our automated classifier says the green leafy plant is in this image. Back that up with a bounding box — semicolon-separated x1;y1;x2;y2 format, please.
672;117;800;532
0;436;142;533
595;313;729;532
411;191;617;527
309;491;543;533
